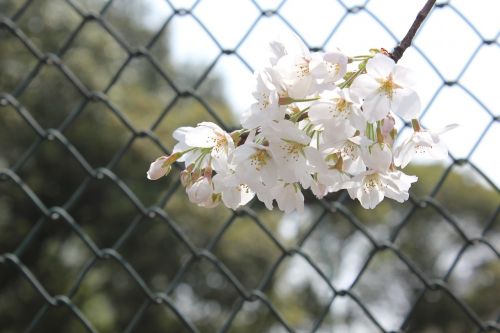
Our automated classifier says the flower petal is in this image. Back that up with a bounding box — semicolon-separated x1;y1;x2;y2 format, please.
392;88;420;120
350;74;379;99
184;126;217;148
362;94;391;122
146;156;169;180
366;54;395;78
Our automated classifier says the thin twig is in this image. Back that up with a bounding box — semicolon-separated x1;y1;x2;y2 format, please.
390;0;436;63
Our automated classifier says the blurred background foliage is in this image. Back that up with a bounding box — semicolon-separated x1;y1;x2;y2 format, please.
0;1;498;333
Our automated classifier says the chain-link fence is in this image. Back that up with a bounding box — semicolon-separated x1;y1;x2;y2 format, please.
1;0;499;332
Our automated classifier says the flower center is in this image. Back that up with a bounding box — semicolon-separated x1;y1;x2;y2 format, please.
327;63;340;76
363;174;383;193
333;98;352;118
279;141;303;162
259;92;270;110
250;149;269;171
377;74;400;99
295;61;310;79
212;133;227;153
341;141;358;159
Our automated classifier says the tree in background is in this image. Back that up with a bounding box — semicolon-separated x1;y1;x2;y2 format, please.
0;1;498;332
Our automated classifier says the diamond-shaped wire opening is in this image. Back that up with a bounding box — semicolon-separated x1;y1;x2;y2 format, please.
421;85;492;159
106;57;177;131
62;21;129;91
193;0;260;49
433;163;499;235
14;0;81;54
393;205;468;277
275;205;327;246
170;259;242;331
450;0;500;40
151;13;222;89
67;176;146;248
0;29;40;93
112;137;183;207
130;299;197;333
323;292;393;332
17;64;85;129
460;44;500;118
226;299;286;332
448;243;499;315
365;1;429;40
28;300;97;333
404;288;483;332
350;249;424;330
237;15;309;70
266;253;335;331
0;180;46;253
102;0;174;49
468;122;500;189
300;209;377;290
211;214;283;290
324;10;395;55
396;47;445;113
118;215;194;291
415;5;482;81
194;54;254;121
71;258;150;332
279;0;345;47
0;103;40;167
15;138;89;207
0;263;47;332
63;100;136;168
16;223;95;297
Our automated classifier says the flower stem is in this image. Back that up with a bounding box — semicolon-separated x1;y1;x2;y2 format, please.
390;0;436;63
339;60;367;89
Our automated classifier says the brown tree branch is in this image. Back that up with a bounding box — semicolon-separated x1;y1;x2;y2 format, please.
390;0;436;63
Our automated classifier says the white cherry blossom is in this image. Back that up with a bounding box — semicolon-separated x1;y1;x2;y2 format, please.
347;170;417;209
394;124;457;168
309;51;348;85
272;182;304;214
241;70;283;129
308;88;364;143
173;122;234;172
264;120;316;186
327;136;366;175
361;141;393;172
306;146;351;195
350;54;420;122
186;176;220;208
147;39;450;213
212;169;255;210
232;142;278;188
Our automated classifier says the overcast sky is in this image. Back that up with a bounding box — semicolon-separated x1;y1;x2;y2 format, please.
145;0;499;187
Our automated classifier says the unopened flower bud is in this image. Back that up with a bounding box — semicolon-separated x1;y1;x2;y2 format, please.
381;115;395;137
146;152;182;180
147;156;169;180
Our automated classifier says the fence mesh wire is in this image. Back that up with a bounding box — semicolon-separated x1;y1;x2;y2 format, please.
0;0;499;332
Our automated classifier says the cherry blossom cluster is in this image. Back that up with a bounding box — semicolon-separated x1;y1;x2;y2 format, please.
147;36;455;212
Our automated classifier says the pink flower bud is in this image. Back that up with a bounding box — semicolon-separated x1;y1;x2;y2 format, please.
147;156;170;180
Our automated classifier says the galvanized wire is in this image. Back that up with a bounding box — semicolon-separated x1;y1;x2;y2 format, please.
0;0;499;332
